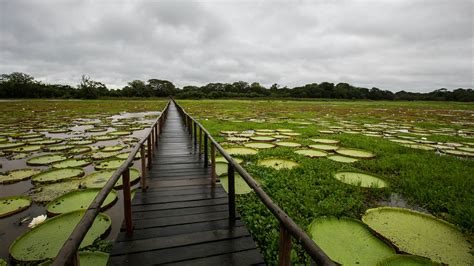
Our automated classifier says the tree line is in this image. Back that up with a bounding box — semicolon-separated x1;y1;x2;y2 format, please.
1;72;473;101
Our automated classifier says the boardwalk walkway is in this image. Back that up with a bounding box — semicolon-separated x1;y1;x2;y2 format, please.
108;102;264;265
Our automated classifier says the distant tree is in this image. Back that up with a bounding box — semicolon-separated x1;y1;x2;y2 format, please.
77;75;108;99
147;79;176;97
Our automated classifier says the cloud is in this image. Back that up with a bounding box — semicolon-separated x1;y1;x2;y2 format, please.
0;0;472;92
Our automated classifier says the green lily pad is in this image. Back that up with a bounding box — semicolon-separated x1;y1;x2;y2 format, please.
457;146;474;153
441;149;474;157
94;158;126;170
30;180;81;203
309;144;339;151
32;168;84;184
0;196;32;218
244;142;275;149
27;154;68;166
215;162;228;176
108;131;131;136
281;132;301;136
44;144;75;152
219;173;252;194
336;148;376;159
215;156;243;164
275;141;301;147
295;149;328;158
362;207;473;265
390;139;417;144
91;151;120;160
0;142;25;150
52;158;92;168
116;152;141;160
80;168;140;189
258;159;299;170
377;254;439;266
67;139;96;145
250;136;275;142
0;169;42;184
226;147;258;156
308;217;395;265
29;139;63;145
327;155;359;163
46;189;117;216
94;135;119;141
310;138;340;144
101;145;126;152
9;210;111;262
68;146;92;154
8;145;42;153
402;144;436;151
226;136;249;142
334;172;388;188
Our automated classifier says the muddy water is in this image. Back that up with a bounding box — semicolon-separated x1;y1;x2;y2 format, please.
0;111;160;261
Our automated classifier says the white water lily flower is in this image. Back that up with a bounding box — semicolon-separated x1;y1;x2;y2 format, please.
28;215;47;228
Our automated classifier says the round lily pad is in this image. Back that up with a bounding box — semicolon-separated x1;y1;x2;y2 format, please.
258;159;299;170
30;180;81;203
244;142;275;149
27;154;68;166
457;146;474;153
309;144;339;151
67;139;96;145
308;217;395;265
362;207;473;265
9;210;111;262
281;132;301;136
68;146;92;154
0;196;31;218
94;158;127;170
101;145;126;152
29;139;63;145
215;157;243;164
32;168;84;184
441;149;474;157
327;155;359;163
46;189;118;216
94;135;118;141
8;145;42;153
52;158;92;168
44;144;75;152
275;141;301;147
310;138;340;144
108;131;131;136
116;152;141;160
80;168;141;189
250;136;275;142
91;151;120;160
390;139;417;144
336;148;376;159
402;144;436;151
0;142;25;150
215;162;229;176
377;254;439;266
0;169;42;184
220;173;252;194
295;149;327;158
227;137;249;142
226;147;258;156
334;172;388;188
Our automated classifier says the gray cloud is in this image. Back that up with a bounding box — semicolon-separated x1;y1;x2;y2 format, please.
0;0;472;92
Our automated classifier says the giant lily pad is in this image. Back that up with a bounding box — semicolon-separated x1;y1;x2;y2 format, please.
68;146;92;155
101;145;126;152
94;158;127;170
441;149;474;157
0;169;42;184
94;135;118;141
0;142;25;150
219;173;252;194
43;144;75;152
336;148;376;159
250;136;275;142
91;151;120;160
27;154;68;166
309;144;339;151
244;142;275;149
108;131;131;136
258;159;299;170
30;180;81;203
215;162;228;176
377;255;439;266
32;168;84;184
215;156;243;164
46;189;117;216
80;168;140;189
308;217;395;265
9;210;111;262
310;138;340;144
52;158;92;168
0;196;31;218
327;155;359;163
275;142;301;147
362;207;473;265
295;149;327;158
334;172;388;188
8;145;42;153
226;147;258;156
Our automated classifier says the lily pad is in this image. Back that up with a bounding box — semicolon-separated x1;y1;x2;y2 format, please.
295;149;327;158
308;217;395;265
9;210;111;262
258;159;299;170
46;189;117;216
32;168;84;184
8;145;42;153
108;131;131;136
327;155;359;163
94;158;127;170
226;147;258;156
116;152;141;160
275;141;301;147
377;254;439;266
0;169;42;184
219;173;252;194
68;146;92;154
227;137;249;142
43;144;75;152
52;158;92;168
309;144;339;151
80;168;141;189
27;154;68;166
0;142;25;150
30;180;81;203
244;142;275;149
101;145;126;152
310;138;340;144
215;156;243;164
29;139;63;145
441;149;474;157
402;144;436;151
215;162;229;176
0;196;31;218
68;139;96;145
362;207;473;265
94;135;118;141
336;148;376;159
250;136;275;142
91;151;120;160
334;172;388;188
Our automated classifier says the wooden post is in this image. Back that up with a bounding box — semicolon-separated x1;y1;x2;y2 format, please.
204;134;208;167
227;164;235;221
140;145;147;191
211;143;216;185
122;167;133;234
151;128;155;156
147;136;152;169
198;127;202;154
278;223;292;266
193;121;197;146
154;124;158;147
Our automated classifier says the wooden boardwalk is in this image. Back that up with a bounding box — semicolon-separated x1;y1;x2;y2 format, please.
108;102;264;265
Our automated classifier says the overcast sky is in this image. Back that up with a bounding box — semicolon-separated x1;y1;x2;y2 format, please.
0;0;473;92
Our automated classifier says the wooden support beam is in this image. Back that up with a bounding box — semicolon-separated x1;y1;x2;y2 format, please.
122;167;133;234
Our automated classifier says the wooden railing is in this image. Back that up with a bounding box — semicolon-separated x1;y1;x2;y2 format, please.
52;101;171;265
173;99;335;266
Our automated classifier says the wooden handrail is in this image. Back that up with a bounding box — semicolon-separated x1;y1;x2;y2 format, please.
172;99;335;266
52;100;171;265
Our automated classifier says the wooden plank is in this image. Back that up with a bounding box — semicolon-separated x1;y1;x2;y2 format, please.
163;249;265;266
131;211;231;229
132;204;228;220
131;197;229;212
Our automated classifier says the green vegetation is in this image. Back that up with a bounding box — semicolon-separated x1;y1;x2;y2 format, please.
179;99;473;264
